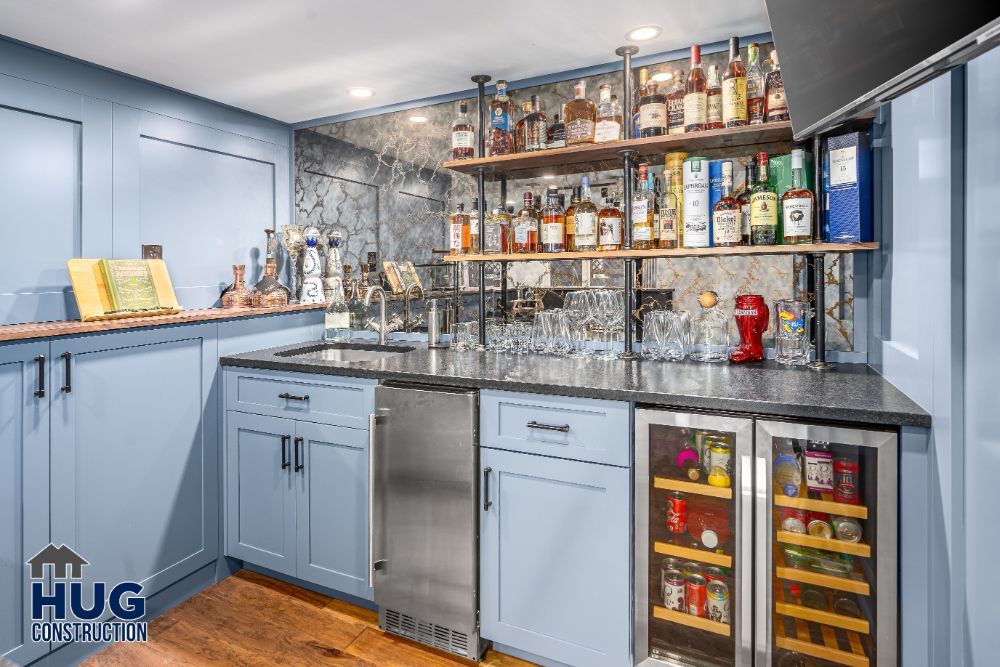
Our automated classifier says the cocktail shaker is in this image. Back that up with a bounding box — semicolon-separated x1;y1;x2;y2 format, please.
427;299;449;348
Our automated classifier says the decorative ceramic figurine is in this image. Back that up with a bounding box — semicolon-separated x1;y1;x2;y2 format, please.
280;224;305;303
323;231;345;302
221;264;254;308
299;226;326;305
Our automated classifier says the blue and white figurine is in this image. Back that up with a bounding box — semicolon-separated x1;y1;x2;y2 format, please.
299;226;326;305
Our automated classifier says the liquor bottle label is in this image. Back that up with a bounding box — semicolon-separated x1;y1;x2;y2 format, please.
513;220;530;244
740;203;751;237
667;98;685;134
722;78;747;124
565;213;575;235
782;198;813;236
633;224;652;241
713;209;741;244
683;92;707;127
469;215;479;235
541;221;564;244
451;130;475;149
660;208;678;241
598;216;622;246
766;72;787;120
631;199;649;222
707;93;723;125
490;107;511;132
829;147;858;186
595;119;622;142
450;224;464;250
639;102;667;131
566;119;596;142
525;121;546;151
575;212;597;240
750;192;778;227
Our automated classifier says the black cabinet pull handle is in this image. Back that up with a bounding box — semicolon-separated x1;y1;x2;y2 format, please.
279;392;309;402
34;355;45;398
483;467;492;511
527;420;570;433
294;437;304;472
280;435;290;470
61;352;72;393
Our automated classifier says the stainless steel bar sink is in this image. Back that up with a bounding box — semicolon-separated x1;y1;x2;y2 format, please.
275;342;415;363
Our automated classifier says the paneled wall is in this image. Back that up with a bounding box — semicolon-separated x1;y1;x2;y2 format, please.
0;38;291;325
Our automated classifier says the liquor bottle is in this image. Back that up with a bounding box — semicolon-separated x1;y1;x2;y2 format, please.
682;157;710;248
574;177;599;251
450;99;475;160
346;278;367;330
513;192;539;253
597;188;623;251
765;49;789;122
746;44;765;125
488;80;514;156
651;172;661;242
564;80;596;145
541;191;566;253
658;171;678;249
632;163;656;249
706;65;723;130
449;203;470;255
547;113;566;149
523;95;548;152
470;198;481;251
565;186;581;251
750;151;778;245
712;161;741;247
638;78;667;138
632;67;648;138
595;84;623;143
323;274;350;342
738;156;756;245
773;438;803;497
667;70;686;135
684;45;708;132
722;36;748;127
782;148;814;244
513;100;531;153
484;207;510;254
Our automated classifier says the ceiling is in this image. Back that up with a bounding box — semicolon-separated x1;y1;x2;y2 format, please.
0;0;771;125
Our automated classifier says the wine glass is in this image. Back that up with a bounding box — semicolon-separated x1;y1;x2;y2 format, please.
563;291;594;358
280;224;306;303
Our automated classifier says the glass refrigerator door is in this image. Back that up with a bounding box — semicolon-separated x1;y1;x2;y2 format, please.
635;409;753;666
755;421;897;667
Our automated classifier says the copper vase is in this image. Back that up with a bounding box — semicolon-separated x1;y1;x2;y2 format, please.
221;264;254;308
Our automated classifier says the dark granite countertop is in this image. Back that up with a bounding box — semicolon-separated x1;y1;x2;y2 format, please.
220;340;930;428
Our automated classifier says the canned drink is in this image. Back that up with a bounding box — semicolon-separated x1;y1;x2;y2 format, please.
779;507;808;534
834;456;861;504
708;440;733;477
660;558;682;590
807;512;834;539
681;561;703;579
682;157;710;248
707;580;731;624
666;491;687;534
832;515;863;543
686;574;708;617
662;569;686;611
695;431;712;473
704;566;727;583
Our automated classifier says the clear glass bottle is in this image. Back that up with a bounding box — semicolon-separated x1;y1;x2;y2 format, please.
773;438;803;497
738;156;756;245
523;95;548;152
746;43;766;125
346;278;367;331
684;45;708;132
632;67;649;138
765;49;789;122
546;113;566;149
513;192;539;253
595;84;622;143
449;203;471;255
632;162;656;249
782;148;814;244
540;191;565;253
750;151;778;245
450;99;475;160
484;207;510;254
574;177;599;251
690;291;729;363
324;277;350;341
488;79;515;156
564;80;596;145
712;161;742;247
470;198;481;251
597;188;623;251
658;171;679;249
706;65;723;130
722;36;748;127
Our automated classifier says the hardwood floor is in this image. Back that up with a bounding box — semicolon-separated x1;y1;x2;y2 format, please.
83;570;536;666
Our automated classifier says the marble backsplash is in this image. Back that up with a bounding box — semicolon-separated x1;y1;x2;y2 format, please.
294;42;856;351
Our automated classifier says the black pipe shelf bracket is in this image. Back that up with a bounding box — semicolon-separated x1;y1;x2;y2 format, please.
472;74;491;349
808;133;834;371
617;45;640;360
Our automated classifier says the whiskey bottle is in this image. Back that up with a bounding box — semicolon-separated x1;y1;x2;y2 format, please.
595;84;622;143
449;203;471;255
565;187;580;251
765;49;789;122
632;68;649;138
546;113;566;149
631;163;656;250
667;70;686;135
684;45;708;132
639;79;667;138
574;177;599;251
658;171;679;249
513;192;539;253
706;65;723;130
781;149;814;244
750;152;778;244
484;207;510;254
450;100;475;160
513;100;531;153
712;161;741;247
746;44;766;125
722;36;748;127
470;198;481;251
540;191;566;253
597;188;623;251
523;95;548;152
564;80;597;145
738;156;756;245
488;80;515;156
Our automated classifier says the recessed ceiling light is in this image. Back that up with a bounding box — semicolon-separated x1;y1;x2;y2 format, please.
542;174;555;180
409;115;428;123
650;71;672;83
626;25;661;41
348;87;375;98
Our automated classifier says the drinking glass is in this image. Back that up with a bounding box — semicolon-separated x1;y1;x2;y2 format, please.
662;310;692;361
531;312;552;354
563;292;594;358
774;299;813;365
549;310;573;356
641;310;668;360
485;318;504;352
452;322;478;350
594;290;624;360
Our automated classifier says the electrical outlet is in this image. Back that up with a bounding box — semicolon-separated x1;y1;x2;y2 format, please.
142;245;163;260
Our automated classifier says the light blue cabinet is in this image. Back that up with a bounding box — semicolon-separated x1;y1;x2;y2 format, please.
0;341;50;665
480;448;631;667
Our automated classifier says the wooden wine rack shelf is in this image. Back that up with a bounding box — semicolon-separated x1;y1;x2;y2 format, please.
774;616;871;667
774;546;870;596
774;491;869;520
652;605;731;637
653;476;733;500
776;531;872;558
654;541;732;568
774;581;870;634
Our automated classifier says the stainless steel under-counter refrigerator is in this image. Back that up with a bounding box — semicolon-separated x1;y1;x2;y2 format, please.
370;383;486;661
635;409;897;667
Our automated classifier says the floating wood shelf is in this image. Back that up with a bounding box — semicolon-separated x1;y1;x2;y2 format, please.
774;546;870;596
654;541;732;568
774;581;870;635
774;616;871;667
442;122;796;180
777;531;872;558
652;605;731;637
654;476;733;500
441;242;879;263
774;491;869;520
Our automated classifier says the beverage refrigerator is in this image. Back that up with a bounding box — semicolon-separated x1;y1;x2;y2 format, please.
634;409;897;667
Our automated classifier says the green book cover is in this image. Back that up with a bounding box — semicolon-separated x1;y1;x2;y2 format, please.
99;259;161;313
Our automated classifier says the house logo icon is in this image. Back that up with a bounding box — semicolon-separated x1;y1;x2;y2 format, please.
27;544;89;580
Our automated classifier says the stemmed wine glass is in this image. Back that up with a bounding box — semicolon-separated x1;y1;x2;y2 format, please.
563;291;594;358
593;290;624;360
280;224;306;303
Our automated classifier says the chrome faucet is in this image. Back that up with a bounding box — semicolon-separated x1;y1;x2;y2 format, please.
402;283;426;332
364;286;390;345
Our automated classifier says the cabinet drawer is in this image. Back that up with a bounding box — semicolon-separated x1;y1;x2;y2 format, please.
225;368;375;429
481;390;630;467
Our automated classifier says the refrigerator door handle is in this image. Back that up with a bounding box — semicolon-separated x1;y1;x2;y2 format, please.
754;451;770;665
739;452;753;664
368;412;377;589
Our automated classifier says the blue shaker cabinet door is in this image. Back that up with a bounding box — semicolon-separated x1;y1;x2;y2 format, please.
225;412;297;577
293;421;373;600
0;341;50;665
480;449;631;667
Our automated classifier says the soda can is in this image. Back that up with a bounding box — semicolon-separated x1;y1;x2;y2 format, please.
704;566;727;583
660;557;682;589
686;574;708;617
662;569;686;612
834;456;861;504
807;512;834;539
833;515;863;543
666;491;687;534
708;440;733;477
681;561;703;579
779;507;808;534
707;580;731;625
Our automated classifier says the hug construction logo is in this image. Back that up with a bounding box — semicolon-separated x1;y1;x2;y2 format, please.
27;543;148;644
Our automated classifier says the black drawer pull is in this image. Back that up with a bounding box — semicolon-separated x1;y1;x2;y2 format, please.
279;392;310;402
527;420;570;433
61;352;72;393
294;436;304;472
34;355;45;398
280;435;290;470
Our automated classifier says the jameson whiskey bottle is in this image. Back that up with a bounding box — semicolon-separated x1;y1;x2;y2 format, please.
750;151;778;245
